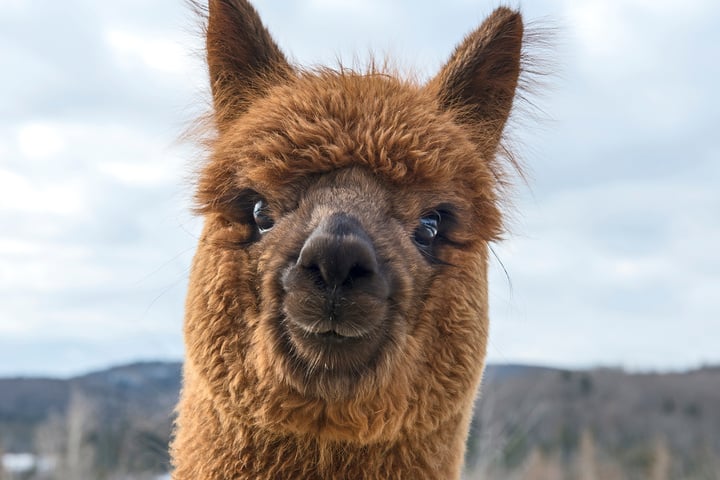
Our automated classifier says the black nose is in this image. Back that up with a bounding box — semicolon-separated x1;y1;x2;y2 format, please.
298;213;378;288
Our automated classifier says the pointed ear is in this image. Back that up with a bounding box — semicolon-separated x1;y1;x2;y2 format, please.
429;8;523;150
206;0;291;129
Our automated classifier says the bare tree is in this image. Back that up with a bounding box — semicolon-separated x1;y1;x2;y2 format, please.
522;447;564;480
576;429;598;480
650;436;670;480
34;411;66;479
0;440;6;480
61;389;97;480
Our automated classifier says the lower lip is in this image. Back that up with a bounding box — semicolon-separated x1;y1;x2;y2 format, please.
316;331;347;340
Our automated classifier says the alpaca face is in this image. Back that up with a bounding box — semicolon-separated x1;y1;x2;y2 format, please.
245;167;420;399
184;0;523;441
194;78;498;403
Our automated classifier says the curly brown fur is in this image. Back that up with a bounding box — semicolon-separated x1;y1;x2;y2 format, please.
172;1;527;478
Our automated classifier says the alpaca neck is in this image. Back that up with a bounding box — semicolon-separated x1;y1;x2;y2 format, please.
172;387;471;479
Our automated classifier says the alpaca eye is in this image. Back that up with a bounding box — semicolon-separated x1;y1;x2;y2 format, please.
414;212;440;248
253;200;274;233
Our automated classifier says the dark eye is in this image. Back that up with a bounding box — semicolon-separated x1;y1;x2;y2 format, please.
414;212;441;248
253;199;274;233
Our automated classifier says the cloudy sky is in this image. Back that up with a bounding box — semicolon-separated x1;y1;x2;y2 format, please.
1;0;718;377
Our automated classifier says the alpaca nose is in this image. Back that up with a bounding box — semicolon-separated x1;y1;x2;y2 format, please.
298;213;378;288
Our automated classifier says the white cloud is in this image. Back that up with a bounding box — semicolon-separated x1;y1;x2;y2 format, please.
16;122;66;159
98;161;176;186
105;29;190;74
563;2;629;59
0;169;84;216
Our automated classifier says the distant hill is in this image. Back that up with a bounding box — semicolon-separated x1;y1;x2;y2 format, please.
1;362;719;479
0;361;181;473
468;364;720;478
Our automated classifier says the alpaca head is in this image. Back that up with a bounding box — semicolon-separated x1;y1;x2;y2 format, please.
185;0;523;444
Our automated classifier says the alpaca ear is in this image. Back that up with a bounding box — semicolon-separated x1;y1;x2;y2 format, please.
430;8;523;150
206;0;291;128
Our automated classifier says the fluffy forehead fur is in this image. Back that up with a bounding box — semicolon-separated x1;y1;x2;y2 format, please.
198;69;506;242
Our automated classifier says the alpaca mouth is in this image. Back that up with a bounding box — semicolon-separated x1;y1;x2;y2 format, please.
276;306;389;379
292;318;370;340
316;330;349;341
280;285;390;371
304;329;367;350
282;312;382;356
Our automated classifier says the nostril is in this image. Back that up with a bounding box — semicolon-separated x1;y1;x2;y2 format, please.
304;264;325;289
346;262;373;284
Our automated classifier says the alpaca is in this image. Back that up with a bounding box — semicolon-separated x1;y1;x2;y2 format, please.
171;1;525;478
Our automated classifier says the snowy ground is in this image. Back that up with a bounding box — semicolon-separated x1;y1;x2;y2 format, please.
1;453;169;479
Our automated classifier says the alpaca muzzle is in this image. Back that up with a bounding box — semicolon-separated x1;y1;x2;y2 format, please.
280;212;391;369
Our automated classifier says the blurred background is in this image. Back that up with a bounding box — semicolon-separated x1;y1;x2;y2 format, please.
1;0;718;479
